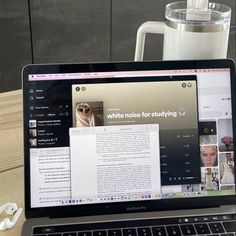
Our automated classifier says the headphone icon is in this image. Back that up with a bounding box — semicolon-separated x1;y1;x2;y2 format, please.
0;202;22;231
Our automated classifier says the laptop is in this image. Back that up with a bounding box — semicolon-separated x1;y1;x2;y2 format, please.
22;59;236;236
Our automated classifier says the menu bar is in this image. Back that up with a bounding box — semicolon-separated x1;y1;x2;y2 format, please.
28;68;229;81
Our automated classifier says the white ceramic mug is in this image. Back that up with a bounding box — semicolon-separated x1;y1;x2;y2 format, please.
134;2;231;61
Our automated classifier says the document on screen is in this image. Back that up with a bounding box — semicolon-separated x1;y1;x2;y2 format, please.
69;124;161;203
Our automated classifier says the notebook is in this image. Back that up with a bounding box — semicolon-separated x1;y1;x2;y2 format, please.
21;59;236;236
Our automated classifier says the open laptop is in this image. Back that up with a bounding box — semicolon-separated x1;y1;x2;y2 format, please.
22;59;236;236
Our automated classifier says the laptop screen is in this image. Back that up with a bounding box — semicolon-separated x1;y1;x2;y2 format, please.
23;60;235;215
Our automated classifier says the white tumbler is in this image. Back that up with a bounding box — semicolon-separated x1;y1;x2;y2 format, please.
135;1;231;61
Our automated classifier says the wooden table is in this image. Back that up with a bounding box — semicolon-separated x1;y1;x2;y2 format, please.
0;90;25;236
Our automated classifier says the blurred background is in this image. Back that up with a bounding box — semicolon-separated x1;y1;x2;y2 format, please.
0;0;235;92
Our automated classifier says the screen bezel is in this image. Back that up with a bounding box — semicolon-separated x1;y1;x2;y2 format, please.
22;59;236;219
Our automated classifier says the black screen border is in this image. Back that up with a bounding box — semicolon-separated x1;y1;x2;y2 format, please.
22;59;236;219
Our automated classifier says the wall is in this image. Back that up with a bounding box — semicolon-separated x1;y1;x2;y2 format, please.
0;0;32;92
0;0;235;92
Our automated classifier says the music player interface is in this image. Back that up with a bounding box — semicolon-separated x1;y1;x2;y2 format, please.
71;79;200;188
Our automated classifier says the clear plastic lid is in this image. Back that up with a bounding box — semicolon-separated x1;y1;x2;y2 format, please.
165;1;231;25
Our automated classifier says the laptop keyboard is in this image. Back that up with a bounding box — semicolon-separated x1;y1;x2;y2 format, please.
32;213;236;236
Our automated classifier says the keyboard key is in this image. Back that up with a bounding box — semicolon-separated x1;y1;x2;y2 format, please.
152;226;167;236
93;231;107;236
223;221;236;232
108;229;122;236
78;232;92;236
137;227;152;236
41;227;54;233
221;233;235;236
63;233;77;236
180;224;196;235
194;223;211;234
48;234;62;236
209;222;225;234
123;228;137;236
166;225;181;236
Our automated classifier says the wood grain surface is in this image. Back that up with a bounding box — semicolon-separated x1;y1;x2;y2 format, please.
0;90;23;172
0;167;25;236
0;90;25;235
